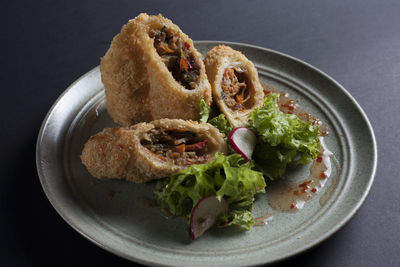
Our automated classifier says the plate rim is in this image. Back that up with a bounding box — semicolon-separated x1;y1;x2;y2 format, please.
36;40;378;266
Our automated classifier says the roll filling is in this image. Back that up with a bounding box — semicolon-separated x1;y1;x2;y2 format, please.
150;26;200;90
221;67;254;111
141;128;209;165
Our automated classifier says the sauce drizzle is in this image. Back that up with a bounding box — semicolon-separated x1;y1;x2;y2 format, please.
267;136;333;212
260;82;337;213
254;214;273;226
261;82;329;136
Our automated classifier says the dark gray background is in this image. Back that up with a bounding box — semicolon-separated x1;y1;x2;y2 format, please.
1;0;398;266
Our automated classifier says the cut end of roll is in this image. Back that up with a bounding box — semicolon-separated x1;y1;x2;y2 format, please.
100;13;211;126
204;45;264;128
80;127;134;180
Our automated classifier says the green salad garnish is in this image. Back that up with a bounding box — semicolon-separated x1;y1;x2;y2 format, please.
154;153;266;229
199;99;210;123
208;114;233;137
249;93;320;178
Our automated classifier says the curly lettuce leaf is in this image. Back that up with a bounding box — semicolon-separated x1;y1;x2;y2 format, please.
154;153;266;229
218;210;254;230
199;99;210;123
208;114;233;137
249;93;320;179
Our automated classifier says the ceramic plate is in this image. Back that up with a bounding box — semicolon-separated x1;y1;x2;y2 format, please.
36;41;377;266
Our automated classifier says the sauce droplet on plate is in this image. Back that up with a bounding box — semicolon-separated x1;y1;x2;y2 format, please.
267;137;334;212
254;214;273;226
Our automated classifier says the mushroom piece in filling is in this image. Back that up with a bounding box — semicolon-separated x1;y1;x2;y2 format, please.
149;26;201;90
221;67;254;111
140;128;210;165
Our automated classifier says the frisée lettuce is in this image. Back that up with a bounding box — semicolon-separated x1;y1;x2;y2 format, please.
199;99;210;123
154;153;266;230
209;114;233;137
249;93;320;179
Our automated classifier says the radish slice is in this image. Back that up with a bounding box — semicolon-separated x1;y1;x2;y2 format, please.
228;127;257;160
189;195;229;240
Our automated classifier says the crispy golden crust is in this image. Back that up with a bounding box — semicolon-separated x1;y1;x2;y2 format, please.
100;13;212;126
100;17;153;126
204;45;264;128
80;127;138;181
81;119;227;183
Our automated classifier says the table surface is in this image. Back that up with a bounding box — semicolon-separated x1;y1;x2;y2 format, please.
1;1;398;266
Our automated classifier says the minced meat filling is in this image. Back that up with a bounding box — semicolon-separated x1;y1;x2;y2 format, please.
141;128;209;165
221;67;252;111
150;26;200;90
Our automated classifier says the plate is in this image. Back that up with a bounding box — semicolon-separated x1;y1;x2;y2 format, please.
36;41;377;266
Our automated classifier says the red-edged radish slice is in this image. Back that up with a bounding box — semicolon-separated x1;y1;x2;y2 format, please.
189;195;229;240
228;127;257;160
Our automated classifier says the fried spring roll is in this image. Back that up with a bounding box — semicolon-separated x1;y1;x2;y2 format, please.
81;119;227;183
204;45;264;128
100;13;212;126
